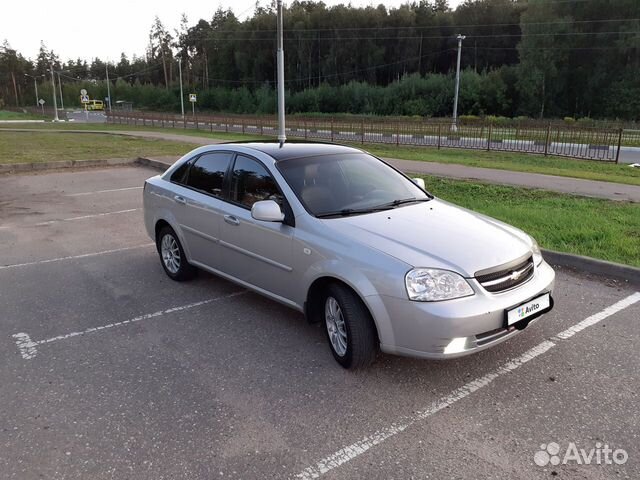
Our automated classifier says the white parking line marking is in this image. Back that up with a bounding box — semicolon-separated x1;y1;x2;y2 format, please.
33;208;140;226
0;243;154;270
12;291;246;360
1;209;142;229
294;292;640;480
553;291;640;340
66;186;143;197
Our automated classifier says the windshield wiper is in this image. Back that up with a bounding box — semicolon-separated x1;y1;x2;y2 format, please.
315;205;395;218
374;197;432;208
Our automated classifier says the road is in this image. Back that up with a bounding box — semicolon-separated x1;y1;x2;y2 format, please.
66;110;107;123
0;166;638;479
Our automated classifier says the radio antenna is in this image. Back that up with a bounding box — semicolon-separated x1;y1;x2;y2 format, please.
276;0;286;147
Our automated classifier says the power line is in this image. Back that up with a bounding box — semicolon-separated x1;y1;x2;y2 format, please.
289;48;456;84
57;62;165;82
283;17;640;33
179;18;640;36
473;44;640;51
176;29;640;43
193;48;457;87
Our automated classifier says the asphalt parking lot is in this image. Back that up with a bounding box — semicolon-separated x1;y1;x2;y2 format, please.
1;166;638;480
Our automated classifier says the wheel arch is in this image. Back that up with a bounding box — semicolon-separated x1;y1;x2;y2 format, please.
154;219;171;250
304;276;381;344
153;216;191;261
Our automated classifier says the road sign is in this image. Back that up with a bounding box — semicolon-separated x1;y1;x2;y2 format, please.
80;88;87;96
189;93;197;103
38;99;45;105
81;94;90;104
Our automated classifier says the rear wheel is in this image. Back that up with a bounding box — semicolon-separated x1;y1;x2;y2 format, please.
157;226;196;281
323;283;377;369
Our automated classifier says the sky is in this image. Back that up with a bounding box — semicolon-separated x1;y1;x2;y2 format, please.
2;0;464;62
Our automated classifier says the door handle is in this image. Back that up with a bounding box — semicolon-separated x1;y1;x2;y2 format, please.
174;195;186;205
223;215;240;226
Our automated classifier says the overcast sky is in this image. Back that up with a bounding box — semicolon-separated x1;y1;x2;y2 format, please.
3;0;464;62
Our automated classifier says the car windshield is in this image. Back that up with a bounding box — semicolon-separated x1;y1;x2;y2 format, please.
277;153;431;217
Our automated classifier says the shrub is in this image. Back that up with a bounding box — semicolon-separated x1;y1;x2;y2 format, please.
486;115;510;125
458;115;480;124
576;116;595;127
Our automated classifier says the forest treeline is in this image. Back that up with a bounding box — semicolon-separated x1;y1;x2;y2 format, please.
1;0;639;119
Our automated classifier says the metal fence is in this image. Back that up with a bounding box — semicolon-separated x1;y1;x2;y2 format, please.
106;111;636;163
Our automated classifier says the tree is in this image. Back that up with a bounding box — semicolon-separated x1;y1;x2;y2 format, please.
516;0;569;118
0;40;24;106
150;16;174;88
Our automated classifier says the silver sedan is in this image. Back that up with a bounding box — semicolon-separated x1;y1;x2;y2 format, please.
143;142;555;369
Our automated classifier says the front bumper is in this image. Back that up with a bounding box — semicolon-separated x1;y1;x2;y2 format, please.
371;260;556;359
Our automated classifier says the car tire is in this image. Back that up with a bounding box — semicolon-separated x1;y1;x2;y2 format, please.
157;226;196;281
323;283;377;369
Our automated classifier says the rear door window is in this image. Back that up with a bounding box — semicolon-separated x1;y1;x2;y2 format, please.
186;152;234;197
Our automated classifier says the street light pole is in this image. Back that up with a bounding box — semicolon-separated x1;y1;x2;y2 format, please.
276;0;286;146
178;58;185;119
105;65;112;112
452;34;465;132
57;72;64;110
49;63;59;121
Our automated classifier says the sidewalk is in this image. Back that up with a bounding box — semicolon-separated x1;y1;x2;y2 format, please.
383;158;640;203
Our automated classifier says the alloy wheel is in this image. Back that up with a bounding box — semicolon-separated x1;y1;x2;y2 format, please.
325;296;348;356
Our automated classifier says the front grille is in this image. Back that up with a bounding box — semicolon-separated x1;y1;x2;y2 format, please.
475;256;534;293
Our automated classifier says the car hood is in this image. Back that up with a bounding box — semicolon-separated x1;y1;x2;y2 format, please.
323;199;533;277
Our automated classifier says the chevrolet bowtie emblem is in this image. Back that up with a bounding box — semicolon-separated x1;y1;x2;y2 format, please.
510;270;521;281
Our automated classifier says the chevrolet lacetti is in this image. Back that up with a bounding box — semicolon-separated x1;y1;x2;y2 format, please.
143;142;555;369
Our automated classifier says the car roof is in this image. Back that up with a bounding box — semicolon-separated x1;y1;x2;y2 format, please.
223;141;364;162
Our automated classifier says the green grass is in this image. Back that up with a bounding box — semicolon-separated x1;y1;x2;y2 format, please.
421;176;640;267
0;131;195;164
0;110;47;120
365;144;640;187
1;122;639;186
0;122;263;142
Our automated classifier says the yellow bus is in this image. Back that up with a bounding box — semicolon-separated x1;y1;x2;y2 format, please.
84;100;104;111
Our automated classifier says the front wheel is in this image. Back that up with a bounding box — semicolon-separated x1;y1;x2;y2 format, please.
157;226;196;281
323;284;378;369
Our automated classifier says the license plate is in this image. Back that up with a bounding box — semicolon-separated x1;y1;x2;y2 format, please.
507;293;550;326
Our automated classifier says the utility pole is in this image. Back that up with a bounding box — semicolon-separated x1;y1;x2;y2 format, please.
57;72;64;110
49;63;59;122
178;58;185;119
105;65;112;112
452;34;465;132
24;74;40;107
276;0;286;146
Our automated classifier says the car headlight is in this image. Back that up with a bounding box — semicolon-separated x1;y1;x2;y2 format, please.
531;239;543;266
405;268;474;302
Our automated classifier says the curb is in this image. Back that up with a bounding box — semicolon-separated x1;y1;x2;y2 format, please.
542;249;639;286
135;157;172;171
0;158;135;173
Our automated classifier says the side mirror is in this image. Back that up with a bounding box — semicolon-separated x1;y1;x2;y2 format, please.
412;177;426;189
251;200;285;222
